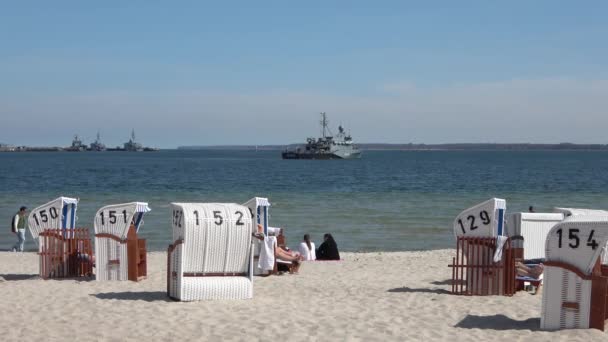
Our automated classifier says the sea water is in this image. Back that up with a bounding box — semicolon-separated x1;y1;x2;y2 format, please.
1;150;607;252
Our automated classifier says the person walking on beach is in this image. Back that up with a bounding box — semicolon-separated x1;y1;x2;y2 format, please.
11;206;27;252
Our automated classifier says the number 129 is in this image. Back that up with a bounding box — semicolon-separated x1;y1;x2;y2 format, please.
458;210;491;234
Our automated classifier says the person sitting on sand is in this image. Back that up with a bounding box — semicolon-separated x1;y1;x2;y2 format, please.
516;261;543;278
316;233;340;260
298;234;316;261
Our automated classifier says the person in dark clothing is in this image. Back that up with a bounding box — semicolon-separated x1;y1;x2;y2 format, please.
316;233;340;260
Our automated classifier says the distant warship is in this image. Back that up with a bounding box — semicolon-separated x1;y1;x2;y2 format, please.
123;129;144;152
90;132;106;151
64;130;157;152
282;113;361;159
66;135;87;152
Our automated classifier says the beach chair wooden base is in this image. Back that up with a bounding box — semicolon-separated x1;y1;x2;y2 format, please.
449;236;516;296
126;227;147;281
38;228;93;279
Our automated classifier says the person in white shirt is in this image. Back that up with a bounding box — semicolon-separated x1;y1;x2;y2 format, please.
298;234;316;261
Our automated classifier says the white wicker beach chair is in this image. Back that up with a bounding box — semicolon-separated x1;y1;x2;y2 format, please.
27;196;79;242
28;197;94;278
506;213;564;260
167;203;254;301
540;216;608;331
94;202;151;281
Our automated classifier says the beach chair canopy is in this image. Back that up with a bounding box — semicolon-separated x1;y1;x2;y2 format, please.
28;196;79;240
94;202;151;239
505;212;564;260
243;197;270;235
554;208;608;217
453;198;506;238
553;208;608;265
545;216;608;274
171;202;252;275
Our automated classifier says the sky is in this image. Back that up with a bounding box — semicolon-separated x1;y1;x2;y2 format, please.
1;1;607;147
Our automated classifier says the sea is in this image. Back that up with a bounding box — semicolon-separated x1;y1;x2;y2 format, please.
1;150;608;252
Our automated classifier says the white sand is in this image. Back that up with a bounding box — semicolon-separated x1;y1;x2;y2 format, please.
0;250;605;341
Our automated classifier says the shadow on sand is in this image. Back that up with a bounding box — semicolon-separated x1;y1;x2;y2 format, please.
92;291;172;302
430;279;463;286
388;287;451;295
455;314;540;331
0;274;40;281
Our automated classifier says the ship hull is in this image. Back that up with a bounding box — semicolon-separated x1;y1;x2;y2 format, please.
281;151;360;160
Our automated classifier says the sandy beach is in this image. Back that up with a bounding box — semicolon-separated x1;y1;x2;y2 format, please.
0;250;604;341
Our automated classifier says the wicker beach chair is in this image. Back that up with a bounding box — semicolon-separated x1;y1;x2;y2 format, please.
28;197;93;278
94;202;151;281
449;198;516;296
540;216;608;331
506;212;564;260
167;203;254;301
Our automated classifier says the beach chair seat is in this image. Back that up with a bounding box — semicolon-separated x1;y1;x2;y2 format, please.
167;203;254;301
515;261;543;293
516;275;542;293
540;216;608;331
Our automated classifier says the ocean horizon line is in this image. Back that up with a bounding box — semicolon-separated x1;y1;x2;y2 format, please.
177;142;608;151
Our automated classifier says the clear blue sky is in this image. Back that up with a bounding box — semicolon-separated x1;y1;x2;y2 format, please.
1;1;607;147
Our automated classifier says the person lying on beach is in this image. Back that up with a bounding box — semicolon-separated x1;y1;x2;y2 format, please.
516;261;544;279
316;233;340;260
253;224;303;273
276;245;303;274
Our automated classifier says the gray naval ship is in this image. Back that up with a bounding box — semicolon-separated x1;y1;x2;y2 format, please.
282;113;362;159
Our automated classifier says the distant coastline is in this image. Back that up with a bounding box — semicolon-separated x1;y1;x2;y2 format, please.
178;143;608;151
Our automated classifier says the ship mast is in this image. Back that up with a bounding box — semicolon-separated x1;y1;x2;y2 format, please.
320;112;328;138
131;129;136;142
